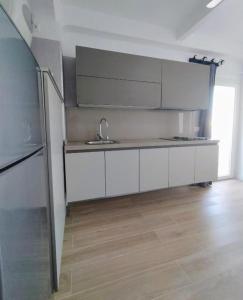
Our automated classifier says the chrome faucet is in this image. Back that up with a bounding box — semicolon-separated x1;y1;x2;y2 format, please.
97;118;109;141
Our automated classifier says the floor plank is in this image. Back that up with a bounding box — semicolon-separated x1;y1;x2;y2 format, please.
54;180;243;300
63;263;190;300
157;263;243;300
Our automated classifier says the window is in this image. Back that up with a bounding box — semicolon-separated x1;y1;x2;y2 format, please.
211;86;236;178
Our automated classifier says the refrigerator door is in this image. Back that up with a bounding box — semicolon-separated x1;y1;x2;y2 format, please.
0;7;44;169
0;148;52;300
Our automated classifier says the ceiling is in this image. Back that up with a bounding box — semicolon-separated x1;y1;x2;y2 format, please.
29;0;243;61
60;0;210;32
191;0;243;45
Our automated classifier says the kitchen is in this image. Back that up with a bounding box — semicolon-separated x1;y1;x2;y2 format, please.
1;1;243;300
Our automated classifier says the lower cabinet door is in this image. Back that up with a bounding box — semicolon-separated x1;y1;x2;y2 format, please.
195;145;219;183
65;152;105;202
105;150;139;197
169;147;195;187
140;148;169;192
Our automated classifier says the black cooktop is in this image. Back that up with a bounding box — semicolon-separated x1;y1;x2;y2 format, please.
161;136;208;141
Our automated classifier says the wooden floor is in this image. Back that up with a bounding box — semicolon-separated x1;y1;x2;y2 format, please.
54;180;243;300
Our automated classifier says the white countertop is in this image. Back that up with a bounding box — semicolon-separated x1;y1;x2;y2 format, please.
65;138;219;153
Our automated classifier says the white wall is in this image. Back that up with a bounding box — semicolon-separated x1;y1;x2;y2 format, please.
0;0;13;15
0;0;32;45
236;76;243;180
31;37;63;94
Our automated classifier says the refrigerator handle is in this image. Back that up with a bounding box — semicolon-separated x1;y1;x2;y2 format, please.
0;246;3;299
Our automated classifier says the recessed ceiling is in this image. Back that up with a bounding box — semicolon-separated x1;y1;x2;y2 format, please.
29;0;243;60
61;0;211;31
191;0;243;45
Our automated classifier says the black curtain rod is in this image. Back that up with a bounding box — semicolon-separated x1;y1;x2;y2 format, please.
189;55;224;67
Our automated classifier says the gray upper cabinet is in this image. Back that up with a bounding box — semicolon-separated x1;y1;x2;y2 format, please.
76;46;161;83
75;46;210;110
76;46;161;108
77;76;161;108
161;60;210;110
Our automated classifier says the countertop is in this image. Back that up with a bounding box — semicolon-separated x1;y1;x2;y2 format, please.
65;138;219;153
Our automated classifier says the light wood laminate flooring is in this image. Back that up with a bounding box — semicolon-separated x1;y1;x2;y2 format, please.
54;180;243;300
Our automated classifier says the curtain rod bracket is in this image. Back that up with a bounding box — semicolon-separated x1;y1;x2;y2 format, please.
189;55;224;67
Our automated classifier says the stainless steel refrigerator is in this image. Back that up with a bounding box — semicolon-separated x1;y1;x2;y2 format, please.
0;6;52;300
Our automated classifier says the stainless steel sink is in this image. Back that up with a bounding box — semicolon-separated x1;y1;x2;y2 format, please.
85;140;118;145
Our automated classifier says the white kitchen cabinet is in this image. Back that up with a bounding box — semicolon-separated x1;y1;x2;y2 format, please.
169;147;195;187
105;150;139;197
195;145;219;183
65;152;105;202
140;148;169;192
65;144;219;202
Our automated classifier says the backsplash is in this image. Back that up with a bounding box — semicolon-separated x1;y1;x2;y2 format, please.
66;107;199;141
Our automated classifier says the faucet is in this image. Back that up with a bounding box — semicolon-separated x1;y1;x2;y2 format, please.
97;118;109;141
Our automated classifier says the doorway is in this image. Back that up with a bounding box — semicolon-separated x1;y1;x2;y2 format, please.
211;85;237;179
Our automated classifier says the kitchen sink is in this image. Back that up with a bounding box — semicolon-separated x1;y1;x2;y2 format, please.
85;140;118;145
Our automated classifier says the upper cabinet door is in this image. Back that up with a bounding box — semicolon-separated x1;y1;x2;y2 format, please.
77;76;161;108
76;46;161;83
161;60;210;110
